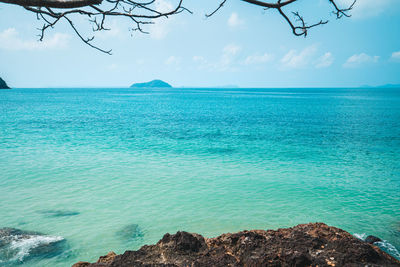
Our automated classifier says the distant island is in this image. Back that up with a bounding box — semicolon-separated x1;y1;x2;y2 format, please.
130;79;172;88
0;77;10;89
360;84;400;89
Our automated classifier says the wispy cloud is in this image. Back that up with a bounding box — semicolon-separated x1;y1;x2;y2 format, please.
150;0;174;39
243;53;273;65
192;56;208;70
219;44;242;71
337;0;394;18
343;53;379;68
193;44;242;72
280;46;335;69
228;13;244;28
0;28;70;50
107;63;118;70
135;59;145;65
390;51;400;61
96;20;122;39
165;56;181;65
315;52;334;68
193;56;206;63
223;44;241;55
280;45;318;69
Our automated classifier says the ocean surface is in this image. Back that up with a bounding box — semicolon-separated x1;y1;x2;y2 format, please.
0;87;399;266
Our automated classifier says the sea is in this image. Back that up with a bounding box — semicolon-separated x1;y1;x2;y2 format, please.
0;87;399;266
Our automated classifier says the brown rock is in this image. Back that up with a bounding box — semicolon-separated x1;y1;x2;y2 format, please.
365;235;382;244
72;261;91;267
97;252;117;264
73;223;400;267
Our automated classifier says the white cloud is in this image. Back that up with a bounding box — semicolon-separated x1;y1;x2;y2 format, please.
280;45;318;69
244;53;273;65
223;44;241;55
107;63;118;70
155;0;173;13
165;56;181;65
280;46;335;69
150;0;174;39
343;53;379;68
337;0;394;18
192;44;242;72
315;52;334;68
135;59;145;65
390;51;400;61
150;21;169;40
96;20;122;39
192;56;209;70
219;44;241;71
228;13;244;28
0;28;70;50
193;56;205;63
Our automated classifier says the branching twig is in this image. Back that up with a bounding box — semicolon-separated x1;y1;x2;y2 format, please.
20;0;190;54
210;0;355;37
1;0;356;53
329;0;356;18
206;0;227;18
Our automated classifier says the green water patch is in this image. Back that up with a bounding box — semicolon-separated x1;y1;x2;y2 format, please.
116;224;144;241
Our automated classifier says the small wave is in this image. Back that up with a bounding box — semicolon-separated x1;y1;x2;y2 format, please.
207;147;236;154
354;233;400;260
375;241;400;260
0;228;65;263
353;233;366;240
9;235;64;262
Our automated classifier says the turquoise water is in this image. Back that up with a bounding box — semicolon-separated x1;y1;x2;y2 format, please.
0;87;399;266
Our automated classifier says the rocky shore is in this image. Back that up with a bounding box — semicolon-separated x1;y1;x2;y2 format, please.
73;222;400;267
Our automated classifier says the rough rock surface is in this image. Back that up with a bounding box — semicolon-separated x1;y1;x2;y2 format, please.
365;235;382;244
73;223;400;267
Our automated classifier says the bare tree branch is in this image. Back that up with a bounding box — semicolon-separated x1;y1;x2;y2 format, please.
0;0;355;54
13;0;190;54
208;0;355;37
277;8;328;37
206;0;227;18
1;0;102;8
241;0;297;8
329;0;356;18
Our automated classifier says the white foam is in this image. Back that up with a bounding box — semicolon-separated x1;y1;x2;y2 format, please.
375;241;400;260
353;233;366;240
353;233;400;260
9;234;64;261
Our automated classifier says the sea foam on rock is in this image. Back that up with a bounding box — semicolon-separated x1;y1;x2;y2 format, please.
354;232;400;259
73;222;400;267
0;228;65;264
365;235;383;244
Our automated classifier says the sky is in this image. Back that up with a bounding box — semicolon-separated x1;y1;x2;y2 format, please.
0;0;400;88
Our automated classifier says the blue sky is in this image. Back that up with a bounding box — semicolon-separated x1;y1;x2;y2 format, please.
1;0;400;87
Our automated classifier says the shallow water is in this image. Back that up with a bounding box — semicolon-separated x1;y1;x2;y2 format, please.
0;87;399;266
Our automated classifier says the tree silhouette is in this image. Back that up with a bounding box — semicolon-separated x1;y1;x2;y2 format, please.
0;0;355;54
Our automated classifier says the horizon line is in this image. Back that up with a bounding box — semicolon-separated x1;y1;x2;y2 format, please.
4;85;400;89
